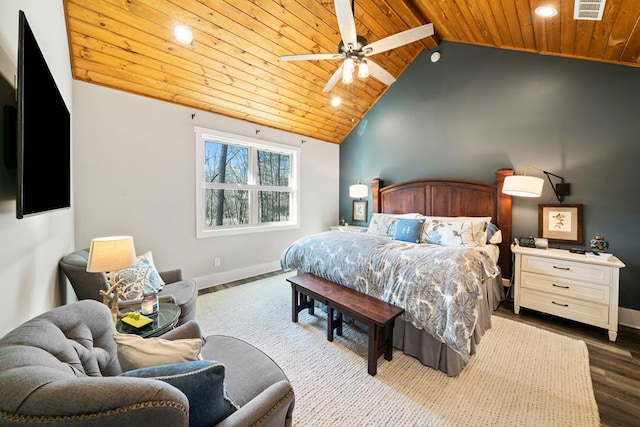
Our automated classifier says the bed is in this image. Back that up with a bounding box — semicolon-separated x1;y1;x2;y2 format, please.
281;169;514;376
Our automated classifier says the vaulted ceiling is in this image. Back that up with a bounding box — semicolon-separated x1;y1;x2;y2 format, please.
64;0;640;144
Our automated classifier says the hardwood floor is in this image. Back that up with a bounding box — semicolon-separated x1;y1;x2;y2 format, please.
201;271;640;427
494;299;640;427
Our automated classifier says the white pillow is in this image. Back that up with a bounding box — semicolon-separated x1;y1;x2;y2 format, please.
115;251;165;299
113;332;203;372
366;213;423;237
488;229;503;244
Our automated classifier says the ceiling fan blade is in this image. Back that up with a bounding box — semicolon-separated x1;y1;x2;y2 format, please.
281;53;343;61
364;23;434;56
366;60;396;86
323;64;344;92
334;0;357;48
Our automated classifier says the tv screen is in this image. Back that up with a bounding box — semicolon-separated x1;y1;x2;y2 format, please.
16;10;70;219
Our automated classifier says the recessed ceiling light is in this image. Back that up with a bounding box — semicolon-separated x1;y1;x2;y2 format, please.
174;24;193;44
331;97;341;107
535;6;558;18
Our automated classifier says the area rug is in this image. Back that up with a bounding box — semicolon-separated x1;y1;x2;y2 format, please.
196;271;599;426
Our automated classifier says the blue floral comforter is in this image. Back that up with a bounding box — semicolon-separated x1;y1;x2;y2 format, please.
280;231;500;361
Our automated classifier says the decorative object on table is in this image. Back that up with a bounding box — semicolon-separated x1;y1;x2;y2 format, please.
86;235;137;323
140;292;159;315
590;234;610;252
120;311;153;329
502;165;571;202
340;216;346;226
538;204;583;244
352;200;368;222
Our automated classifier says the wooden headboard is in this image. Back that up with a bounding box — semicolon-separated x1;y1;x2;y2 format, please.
371;169;514;279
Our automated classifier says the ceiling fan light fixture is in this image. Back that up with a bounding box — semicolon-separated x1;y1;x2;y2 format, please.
343;57;355;73
331;96;341;107
357;60;369;78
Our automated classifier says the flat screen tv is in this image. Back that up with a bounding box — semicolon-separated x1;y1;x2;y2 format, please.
16;10;70;218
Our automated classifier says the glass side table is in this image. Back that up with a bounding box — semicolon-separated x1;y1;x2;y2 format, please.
116;302;181;338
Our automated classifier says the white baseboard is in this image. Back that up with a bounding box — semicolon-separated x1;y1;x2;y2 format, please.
619;307;640;330
194;261;282;290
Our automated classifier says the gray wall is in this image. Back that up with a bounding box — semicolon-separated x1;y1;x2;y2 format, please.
340;41;639;311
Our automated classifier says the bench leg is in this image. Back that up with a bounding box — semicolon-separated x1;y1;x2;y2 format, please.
327;307;334;341
291;284;299;322
291;285;315;322
384;322;395;361
367;322;378;376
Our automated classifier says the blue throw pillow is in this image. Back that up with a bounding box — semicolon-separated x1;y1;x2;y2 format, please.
122;360;238;427
394;218;425;243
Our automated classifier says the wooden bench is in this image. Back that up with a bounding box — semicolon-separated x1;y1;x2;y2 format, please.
287;273;404;376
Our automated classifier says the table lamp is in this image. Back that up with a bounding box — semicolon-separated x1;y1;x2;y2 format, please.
86;236;137;323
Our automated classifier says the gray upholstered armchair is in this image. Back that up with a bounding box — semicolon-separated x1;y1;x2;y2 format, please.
59;249;197;326
0;300;295;426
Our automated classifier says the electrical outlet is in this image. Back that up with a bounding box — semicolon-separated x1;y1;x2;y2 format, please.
214;258;221;267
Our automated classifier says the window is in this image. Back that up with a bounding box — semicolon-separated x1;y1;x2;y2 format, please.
195;127;299;237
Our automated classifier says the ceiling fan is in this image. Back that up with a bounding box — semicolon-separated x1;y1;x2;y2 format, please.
280;0;434;92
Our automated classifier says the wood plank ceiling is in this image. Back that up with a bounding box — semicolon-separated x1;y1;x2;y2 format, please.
64;0;640;144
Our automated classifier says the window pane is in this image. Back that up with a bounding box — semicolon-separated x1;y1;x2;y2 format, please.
258;191;290;223
257;150;290;187
204;189;249;226
204;141;248;184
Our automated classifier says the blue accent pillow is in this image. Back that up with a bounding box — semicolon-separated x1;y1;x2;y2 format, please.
122;360;238;427
394;218;426;243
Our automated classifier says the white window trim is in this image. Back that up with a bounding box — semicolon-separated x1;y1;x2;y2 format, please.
195;126;300;238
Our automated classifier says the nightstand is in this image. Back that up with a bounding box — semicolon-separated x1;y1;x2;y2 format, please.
512;245;625;341
330;225;368;233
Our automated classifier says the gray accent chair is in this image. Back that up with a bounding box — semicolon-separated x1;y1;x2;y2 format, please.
59;249;197;326
0;300;295;426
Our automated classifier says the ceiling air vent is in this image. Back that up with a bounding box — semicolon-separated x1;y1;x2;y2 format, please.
574;0;607;21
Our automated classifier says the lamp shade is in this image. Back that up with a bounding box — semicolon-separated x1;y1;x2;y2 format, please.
502;175;544;198
349;184;368;198
86;236;137;273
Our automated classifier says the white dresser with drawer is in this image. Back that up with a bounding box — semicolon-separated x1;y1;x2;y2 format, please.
512;245;625;341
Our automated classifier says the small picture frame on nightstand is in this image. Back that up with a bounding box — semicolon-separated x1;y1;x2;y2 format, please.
352;200;367;222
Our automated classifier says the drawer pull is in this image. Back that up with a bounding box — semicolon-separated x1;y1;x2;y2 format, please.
553;266;570;271
552;283;570;289
552;301;569;307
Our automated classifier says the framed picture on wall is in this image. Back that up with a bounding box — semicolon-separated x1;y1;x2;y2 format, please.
538;204;583;244
352;200;368;222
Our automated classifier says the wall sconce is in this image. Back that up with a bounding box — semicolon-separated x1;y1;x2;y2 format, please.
349;183;368;198
502;166;571;202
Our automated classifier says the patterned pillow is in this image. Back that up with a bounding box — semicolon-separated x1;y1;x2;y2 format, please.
394;218;426;243
366;213;423;237
122;360;239;427
115;251;165;299
422;218;489;247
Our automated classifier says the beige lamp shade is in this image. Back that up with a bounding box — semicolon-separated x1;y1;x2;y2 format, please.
86;236;137;273
502;175;544;198
349;183;368;198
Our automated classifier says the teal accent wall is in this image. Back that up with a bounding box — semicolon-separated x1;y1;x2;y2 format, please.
340;41;640;310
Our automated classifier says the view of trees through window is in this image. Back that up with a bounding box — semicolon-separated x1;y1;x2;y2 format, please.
204;140;291;227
